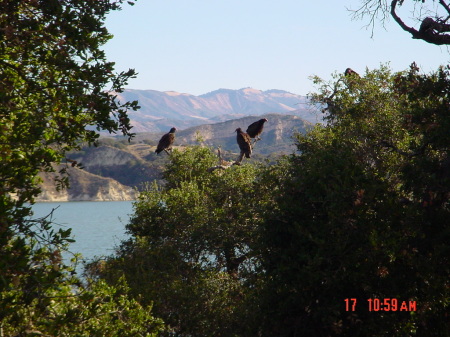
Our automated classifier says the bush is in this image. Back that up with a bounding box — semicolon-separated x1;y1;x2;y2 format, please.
260;64;450;336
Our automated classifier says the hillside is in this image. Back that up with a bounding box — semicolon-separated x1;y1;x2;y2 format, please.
115;88;319;132
37;166;136;202
67;142;169;190
37;114;311;201
130;113;312;154
176;113;311;155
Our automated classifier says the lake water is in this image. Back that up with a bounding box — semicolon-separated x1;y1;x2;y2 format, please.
31;201;134;269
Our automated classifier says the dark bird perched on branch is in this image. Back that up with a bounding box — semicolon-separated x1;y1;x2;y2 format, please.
155;127;177;154
246;118;268;142
235;128;252;161
344;68;359;77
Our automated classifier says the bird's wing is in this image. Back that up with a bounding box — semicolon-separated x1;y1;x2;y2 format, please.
243;132;252;145
238;132;252;152
167;133;175;146
246;121;258;136
156;133;171;151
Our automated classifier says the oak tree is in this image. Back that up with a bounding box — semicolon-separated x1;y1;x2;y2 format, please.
89;145;280;337
260;64;450;336
0;1;163;334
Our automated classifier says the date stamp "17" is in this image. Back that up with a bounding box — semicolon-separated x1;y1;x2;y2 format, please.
344;298;417;312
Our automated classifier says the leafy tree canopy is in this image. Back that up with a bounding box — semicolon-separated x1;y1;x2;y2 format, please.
1;0;138;219
91;64;449;336
261;64;450;336
89;145;282;337
0;1;164;334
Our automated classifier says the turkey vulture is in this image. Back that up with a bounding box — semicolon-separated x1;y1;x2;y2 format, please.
235;128;252;159
246;118;268;142
155;127;177;154
344;68;359;77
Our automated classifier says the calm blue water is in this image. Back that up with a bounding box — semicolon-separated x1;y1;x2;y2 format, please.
31;201;134;266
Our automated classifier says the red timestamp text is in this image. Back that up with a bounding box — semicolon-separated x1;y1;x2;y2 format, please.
345;298;417;312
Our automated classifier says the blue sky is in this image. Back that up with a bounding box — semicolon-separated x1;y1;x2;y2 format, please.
104;0;449;96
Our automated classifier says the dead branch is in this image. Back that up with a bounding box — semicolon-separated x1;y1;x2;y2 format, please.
379;140;427;157
207;148;243;172
391;0;450;45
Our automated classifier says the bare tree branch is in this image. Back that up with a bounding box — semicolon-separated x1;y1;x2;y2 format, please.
379;140;427;157
439;0;450;16
349;0;390;37
390;0;450;45
207;147;241;172
390;0;417;34
351;0;450;45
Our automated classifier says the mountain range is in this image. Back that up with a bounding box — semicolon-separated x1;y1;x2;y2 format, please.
115;88;319;133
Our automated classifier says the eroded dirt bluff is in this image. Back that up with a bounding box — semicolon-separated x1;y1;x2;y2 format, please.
37;166;136;202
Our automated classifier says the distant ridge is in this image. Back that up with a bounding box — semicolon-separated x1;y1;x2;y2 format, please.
38;113;311;201
115;88;319;133
132;113;312;155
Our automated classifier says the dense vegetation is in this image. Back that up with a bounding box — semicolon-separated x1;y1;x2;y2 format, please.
261;64;450;336
2;0;448;335
92;65;449;336
88;145;279;336
0;1;163;335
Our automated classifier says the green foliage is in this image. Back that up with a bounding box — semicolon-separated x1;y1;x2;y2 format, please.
86;64;449;336
0;0;164;334
90;145;279;336
261;64;450;336
0;0;138;208
1;273;163;336
1;212;164;336
162;145;218;189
